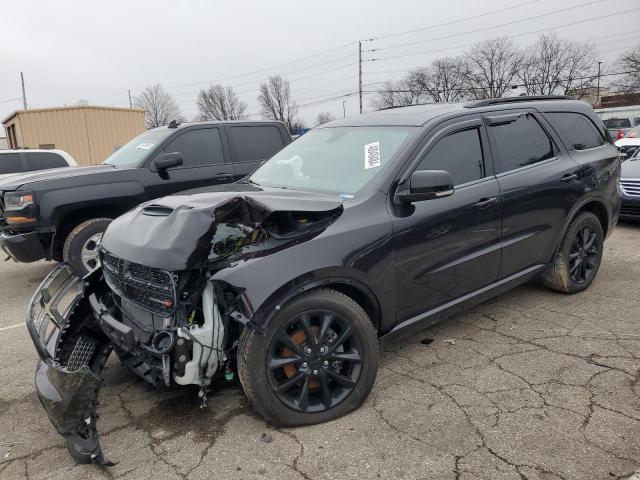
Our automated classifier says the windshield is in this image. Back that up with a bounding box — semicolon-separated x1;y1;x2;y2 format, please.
250;126;417;195
103;128;173;168
604;118;631;129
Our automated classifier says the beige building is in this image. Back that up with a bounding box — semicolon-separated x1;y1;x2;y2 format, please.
2;105;146;166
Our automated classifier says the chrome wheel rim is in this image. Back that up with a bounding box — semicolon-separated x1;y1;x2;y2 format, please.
81;233;103;272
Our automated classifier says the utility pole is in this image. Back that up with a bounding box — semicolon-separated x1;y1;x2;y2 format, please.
358;41;363;114
596;61;603;108
343;100;346;118
128;90;132;109
20;72;27;109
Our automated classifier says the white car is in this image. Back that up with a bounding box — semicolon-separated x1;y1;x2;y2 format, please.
0;149;77;179
615;137;640;159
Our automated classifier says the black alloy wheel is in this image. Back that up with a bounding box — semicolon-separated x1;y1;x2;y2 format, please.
267;310;362;413
541;211;604;294
568;224;600;285
237;288;378;427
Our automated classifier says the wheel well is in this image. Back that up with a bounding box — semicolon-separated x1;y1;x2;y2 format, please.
323;282;381;331
52;207;120;261
578;200;609;237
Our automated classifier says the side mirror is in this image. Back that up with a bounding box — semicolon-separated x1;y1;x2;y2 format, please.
395;170;454;204
153;152;183;170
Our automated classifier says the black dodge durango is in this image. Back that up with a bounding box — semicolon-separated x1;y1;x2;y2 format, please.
27;96;621;464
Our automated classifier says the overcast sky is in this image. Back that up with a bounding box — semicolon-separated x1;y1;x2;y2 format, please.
1;0;638;138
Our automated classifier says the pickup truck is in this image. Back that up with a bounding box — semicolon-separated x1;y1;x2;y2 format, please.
0;120;291;274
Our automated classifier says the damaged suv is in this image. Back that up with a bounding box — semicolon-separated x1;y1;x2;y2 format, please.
27;96;621;464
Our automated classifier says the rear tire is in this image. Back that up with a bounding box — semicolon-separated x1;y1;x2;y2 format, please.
540;211;604;294
238;288;378;427
63;218;111;276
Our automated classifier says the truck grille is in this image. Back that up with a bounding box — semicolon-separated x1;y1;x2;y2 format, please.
101;250;176;317
621;179;640;197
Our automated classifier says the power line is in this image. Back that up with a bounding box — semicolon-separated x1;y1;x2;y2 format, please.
367;0;606;53
165;44;357;90
0;97;22;104
362;70;640;95
365;0;543;42
367;7;640;63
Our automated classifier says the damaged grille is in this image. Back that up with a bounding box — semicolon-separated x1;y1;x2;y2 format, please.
120;297;169;335
101;250;176;317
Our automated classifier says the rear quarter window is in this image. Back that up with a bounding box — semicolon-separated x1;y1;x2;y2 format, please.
546;112;605;150
489;114;555;174
26;152;69;170
0;153;23;174
230;126;284;163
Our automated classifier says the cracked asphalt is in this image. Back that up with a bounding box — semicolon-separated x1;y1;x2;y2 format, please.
1;223;640;480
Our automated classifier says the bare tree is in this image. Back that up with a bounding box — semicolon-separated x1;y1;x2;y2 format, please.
518;33;597;96
463;37;523;99
258;76;302;132
315;111;336;125
133;84;184;129
408;57;469;102
196;84;247;121
371;79;425;109
612;43;640;93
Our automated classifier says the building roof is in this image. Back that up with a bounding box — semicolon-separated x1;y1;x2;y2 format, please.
2;105;145;125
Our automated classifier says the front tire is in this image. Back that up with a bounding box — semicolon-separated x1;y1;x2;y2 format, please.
541;211;604;294
238;288;378;427
63;218;112;276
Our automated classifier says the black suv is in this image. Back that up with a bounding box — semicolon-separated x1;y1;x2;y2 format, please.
0;120;291;274
28;97;620;464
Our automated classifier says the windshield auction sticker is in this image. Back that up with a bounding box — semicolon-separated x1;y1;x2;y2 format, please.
364;141;381;169
136;143;154;150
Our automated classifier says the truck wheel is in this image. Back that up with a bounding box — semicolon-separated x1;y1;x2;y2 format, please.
63;218;112;276
238;288;378;427
540;211;604;294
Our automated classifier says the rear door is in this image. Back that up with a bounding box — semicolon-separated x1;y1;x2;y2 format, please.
225;124;288;180
391;115;502;322
484;109;582;278
143;126;235;198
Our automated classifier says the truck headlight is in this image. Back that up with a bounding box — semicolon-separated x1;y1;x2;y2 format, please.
4;191;34;211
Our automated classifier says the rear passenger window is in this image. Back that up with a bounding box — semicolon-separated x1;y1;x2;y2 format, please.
416;128;485;185
491;114;554;173
0;153;23;174
26;152;68;170
163;128;224;167
546;112;604;150
230;126;284;163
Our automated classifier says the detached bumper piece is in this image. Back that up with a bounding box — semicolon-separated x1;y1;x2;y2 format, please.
26;263;113;465
0;230;48;262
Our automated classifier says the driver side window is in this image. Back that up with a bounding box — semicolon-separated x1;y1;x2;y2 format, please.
416;128;485;186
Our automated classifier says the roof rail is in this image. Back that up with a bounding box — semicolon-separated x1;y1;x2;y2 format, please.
463;95;574;109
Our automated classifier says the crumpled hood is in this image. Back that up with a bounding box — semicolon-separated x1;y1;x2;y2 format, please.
100;184;343;271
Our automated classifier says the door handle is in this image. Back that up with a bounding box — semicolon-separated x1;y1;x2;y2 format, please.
474;197;498;209
561;173;579;183
215;173;234;180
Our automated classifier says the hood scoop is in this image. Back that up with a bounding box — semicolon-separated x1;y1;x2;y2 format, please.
142;205;174;217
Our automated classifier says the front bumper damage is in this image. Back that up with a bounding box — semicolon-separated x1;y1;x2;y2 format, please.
27;188;345;465
26;264;113;465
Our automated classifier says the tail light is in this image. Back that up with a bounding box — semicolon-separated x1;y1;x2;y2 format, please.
618;130;624;139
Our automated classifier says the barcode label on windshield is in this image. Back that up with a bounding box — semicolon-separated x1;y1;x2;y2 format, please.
364;141;381;170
